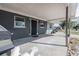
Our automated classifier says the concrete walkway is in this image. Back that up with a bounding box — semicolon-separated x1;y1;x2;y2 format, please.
13;32;67;56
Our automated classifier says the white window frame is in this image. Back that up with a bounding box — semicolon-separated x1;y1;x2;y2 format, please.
14;16;26;28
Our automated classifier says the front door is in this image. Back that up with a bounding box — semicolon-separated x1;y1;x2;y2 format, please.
31;20;37;36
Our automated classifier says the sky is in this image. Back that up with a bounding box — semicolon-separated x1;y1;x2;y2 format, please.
75;4;79;17
72;4;79;23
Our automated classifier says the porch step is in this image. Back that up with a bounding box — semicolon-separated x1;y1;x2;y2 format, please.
32;35;39;37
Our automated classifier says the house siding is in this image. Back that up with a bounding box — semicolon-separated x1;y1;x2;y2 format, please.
0;10;47;40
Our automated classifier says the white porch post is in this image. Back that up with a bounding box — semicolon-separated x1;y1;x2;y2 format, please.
29;18;31;36
37;20;38;35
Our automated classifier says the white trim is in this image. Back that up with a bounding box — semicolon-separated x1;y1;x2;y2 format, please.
0;6;46;21
14;16;26;28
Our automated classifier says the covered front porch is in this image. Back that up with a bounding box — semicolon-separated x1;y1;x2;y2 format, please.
13;32;66;56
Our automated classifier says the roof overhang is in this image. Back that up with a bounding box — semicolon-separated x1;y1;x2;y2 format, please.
0;3;77;22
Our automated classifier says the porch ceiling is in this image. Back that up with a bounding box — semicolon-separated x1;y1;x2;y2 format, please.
0;3;77;21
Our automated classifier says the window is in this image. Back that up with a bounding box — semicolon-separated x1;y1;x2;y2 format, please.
14;16;25;28
40;22;44;28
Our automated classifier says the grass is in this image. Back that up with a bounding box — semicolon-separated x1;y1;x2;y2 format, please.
59;29;79;35
70;29;79;35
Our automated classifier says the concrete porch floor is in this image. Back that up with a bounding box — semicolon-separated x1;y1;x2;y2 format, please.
13;32;67;56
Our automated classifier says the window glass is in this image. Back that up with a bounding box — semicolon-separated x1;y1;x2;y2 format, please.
40;22;44;28
14;16;25;28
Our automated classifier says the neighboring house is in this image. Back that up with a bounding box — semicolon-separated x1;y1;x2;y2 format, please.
0;10;47;40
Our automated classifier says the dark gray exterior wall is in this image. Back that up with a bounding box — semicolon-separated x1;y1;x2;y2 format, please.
0;10;30;40
0;10;47;40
